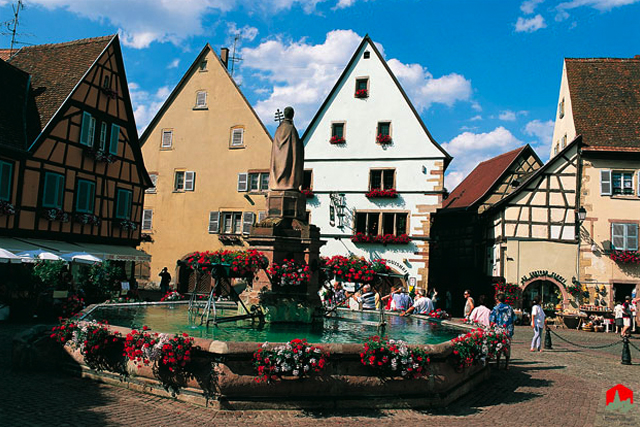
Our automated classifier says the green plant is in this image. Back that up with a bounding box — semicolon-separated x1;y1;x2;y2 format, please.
32;260;67;291
83;261;124;300
360;336;430;379
253;338;328;383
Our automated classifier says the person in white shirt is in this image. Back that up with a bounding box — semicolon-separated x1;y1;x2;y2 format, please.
614;301;624;334
468;295;491;327
530;297;546;352
401;289;433;316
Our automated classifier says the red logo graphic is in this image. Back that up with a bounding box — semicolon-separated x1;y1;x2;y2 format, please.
606;384;634;413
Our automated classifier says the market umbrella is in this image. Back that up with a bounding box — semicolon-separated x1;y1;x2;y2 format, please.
0;248;22;263
17;249;64;263
61;252;103;265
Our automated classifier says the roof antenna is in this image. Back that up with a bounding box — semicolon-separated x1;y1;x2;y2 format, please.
1;0;27;55
229;33;243;77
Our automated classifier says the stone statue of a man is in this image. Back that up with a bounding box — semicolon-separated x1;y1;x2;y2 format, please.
269;106;304;191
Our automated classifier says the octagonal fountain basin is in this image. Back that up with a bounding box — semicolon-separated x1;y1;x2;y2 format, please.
52;302;488;410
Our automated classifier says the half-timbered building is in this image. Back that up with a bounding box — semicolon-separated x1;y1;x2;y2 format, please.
0;35;151;270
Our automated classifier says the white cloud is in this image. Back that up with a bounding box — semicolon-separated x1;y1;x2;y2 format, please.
167;58;180;69
498;110;517;121
558;0;640;11
524;119;554;159
515;14;547;32
226;22;259;47
129;83;171;132
241;30;474;128
521;0;545;14
470;115;483;121
445;171;465;190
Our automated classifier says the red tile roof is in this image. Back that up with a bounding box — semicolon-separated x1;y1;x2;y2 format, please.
566;57;640;152
0;49;15;61
442;146;529;210
7;35;114;132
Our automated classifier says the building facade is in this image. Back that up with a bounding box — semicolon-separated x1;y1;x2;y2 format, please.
0;35;151;268
138;45;273;290
302;36;451;290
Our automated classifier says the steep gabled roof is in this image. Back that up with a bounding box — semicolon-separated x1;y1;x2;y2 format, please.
139;44;272;145
7;35;114;133
442;145;534;211
0;49;14;61
566;57;640;152
301;35;451;166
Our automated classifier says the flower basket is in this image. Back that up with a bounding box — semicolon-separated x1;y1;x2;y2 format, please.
300;188;314;198
86;149;117;163
428;309;451;320
355;89;368;98
609;250;640;264
0;200;16;216
493;282;521;307
360;336;430;379
115;219;138;230
74;212;101;226
365;188;398;198
253;338;328;383
185;249;269;277
329;135;345;144
351;233;410;244
161;291;184;302
566;283;581;299
267;259;312;287
320;255;391;283
376;134;392;144
451;327;510;370
42;207;70;222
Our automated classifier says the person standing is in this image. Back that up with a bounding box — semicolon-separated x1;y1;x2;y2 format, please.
614;301;624;335
490;292;516;369
468;295;491;327
358;285;377;310
463;290;475;319
621;296;633;337
530;297;546;352
159;267;171;295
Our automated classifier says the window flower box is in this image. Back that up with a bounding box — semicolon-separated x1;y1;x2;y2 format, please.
329;135;345;144
74;212;101;226
355;89;368;98
185;249;269;278
42;207;70;223
320;255;391;283
376;134;392;144
0;200;16;216
609;250;640;264
267;259;312;287
365;188;398;198
351;233;410;244
301;188;315;198
86;148;117;163
115;219;138;231
100;87;118;100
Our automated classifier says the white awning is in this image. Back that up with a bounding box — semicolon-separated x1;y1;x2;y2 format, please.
74;243;151;262
0;248;22;263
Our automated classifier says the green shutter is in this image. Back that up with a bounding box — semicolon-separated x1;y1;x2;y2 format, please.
0;160;12;201
43;172;64;208
80;112;93;146
116;189;132;219
109;124;120;155
76;180;95;213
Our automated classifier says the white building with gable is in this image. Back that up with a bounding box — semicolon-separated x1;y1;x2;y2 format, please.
302;35;451;290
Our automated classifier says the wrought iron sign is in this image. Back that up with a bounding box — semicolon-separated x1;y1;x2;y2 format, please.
329;192;346;229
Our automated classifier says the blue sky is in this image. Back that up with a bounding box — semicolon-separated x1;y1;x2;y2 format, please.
2;0;639;188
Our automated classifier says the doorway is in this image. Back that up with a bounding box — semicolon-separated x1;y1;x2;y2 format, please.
522;280;562;313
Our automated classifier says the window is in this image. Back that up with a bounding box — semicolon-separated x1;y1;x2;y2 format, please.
242;212;255;235
554;144;559;156
561;134;567;149
142;209;153;231
230;128;244;147
208;212;220;233
103;75;111;89
42;172;65;209
355;212;408;236
99;122;108;151
363;51;370;59
559;98;565;119
146;174;158;194
248;172;269;192
109;124;120;155
174;171;195;192
80;112;96;146
612;223;638;251
370;169;395;190
199;60;207;71
115;189;132;219
195;91;207;108
221;211;242;234
303;170;312;190
0;160;13;202
331;123;344;138
161;130;173;148
237;173;248;192
612;172;634;195
377;122;391;137
75;179;95;213
355;78;369;97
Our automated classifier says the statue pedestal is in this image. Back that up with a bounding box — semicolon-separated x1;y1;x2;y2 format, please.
267;190;307;220
244;216;325;323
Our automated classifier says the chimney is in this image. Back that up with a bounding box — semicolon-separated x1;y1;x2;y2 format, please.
220;48;229;69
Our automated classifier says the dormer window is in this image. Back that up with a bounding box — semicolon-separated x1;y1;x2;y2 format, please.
355;78;369;98
364;51;370;59
199;60;208;71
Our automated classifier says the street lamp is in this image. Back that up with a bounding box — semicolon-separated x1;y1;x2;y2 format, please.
577;207;587;224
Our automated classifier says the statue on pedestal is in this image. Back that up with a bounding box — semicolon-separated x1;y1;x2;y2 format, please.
269;106;303;191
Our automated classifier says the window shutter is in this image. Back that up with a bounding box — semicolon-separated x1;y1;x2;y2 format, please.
142;209;153;230
237;173;248;192
600;170;612;195
184;171;195;191
76;181;88;212
80;112;92;146
56;175;65;208
628;224;638;251
258;211;266;222
231;128;244;146
208;211;220;233
196;91;207;107
116;190;132;219
162;130;173;148
109;124;120;155
116;191;125;218
242;212;255;235
0;161;12;201
612;223;625;250
42;173;55;207
260;173;270;191
637;171;640;197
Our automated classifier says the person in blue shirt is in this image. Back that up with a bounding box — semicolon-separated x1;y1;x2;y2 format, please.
490;292;516;369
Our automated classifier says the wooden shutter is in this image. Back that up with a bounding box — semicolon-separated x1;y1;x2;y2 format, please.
208;211;220;233
43;173;65;209
600;170;612;195
184;171;195;191
628;224;638;251
56;175;65;208
142;209;153;230
612;223;625;250
237;173;248;192
0;161;12;201
231;128;244;146
162;130;173;148
196;91;207;107
76;180;88;212
116;190;131;219
80;112;93;146
242;212;255;235
109;124;120;155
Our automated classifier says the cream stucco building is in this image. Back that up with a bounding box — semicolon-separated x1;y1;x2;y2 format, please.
138;45;273;290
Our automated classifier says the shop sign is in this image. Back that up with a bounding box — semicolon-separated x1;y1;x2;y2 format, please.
520;270;567;286
382;259;410;275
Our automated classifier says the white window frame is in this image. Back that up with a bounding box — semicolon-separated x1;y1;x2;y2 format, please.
600;170;612;195
195;91;207;108
611;223;638;251
161;130;173;148
237;173;248;192
230;128;244;147
184;171;196;191
221;211;242;235
208;211;220;233
142;209;153;231
612;171;634;196
248;172;269;192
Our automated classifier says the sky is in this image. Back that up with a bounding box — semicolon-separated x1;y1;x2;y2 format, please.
2;0;639;189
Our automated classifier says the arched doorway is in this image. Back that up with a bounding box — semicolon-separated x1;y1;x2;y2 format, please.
521;277;570;313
